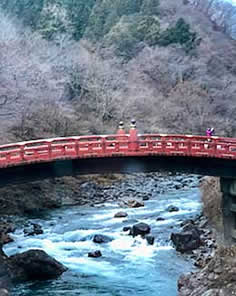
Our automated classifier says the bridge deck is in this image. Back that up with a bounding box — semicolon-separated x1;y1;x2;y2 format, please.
0;134;236;168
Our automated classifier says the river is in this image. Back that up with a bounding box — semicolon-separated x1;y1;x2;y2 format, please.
4;174;201;296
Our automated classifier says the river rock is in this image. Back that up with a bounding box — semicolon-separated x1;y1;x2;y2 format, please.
0;255;11;291
9;249;68;281
122;219;138;224
123;226;131;232
0;289;9;296
24;223;43;236
88;250;102;258
182;223;202;235
0;221;15;246
180;219;194;227
114;212;128;218
156;217;165;221
146;235;155;245
130;222;151;237
166;205;179;212
93;234;113;243
127;200;144;208
0;233;13;245
171;227;201;253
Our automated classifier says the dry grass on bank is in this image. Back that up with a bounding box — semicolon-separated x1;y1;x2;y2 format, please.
200;177;223;231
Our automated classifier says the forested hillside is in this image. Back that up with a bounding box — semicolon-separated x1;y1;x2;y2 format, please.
0;0;236;143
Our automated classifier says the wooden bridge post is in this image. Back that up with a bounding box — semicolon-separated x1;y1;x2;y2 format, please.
220;177;236;245
129;119;139;152
117;121;126;136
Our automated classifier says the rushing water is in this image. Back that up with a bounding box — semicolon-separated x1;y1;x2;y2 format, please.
4;179;201;296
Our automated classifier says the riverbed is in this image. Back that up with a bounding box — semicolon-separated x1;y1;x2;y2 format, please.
4;174;202;296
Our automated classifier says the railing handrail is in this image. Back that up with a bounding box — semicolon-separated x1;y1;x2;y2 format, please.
0;133;236;168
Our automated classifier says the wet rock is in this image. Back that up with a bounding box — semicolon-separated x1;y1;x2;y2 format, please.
0;255;11;291
9;249;67;281
0;221;15;246
194;254;212;268
166;205;179;212
0;289;9;296
93;234;113;243
88;250;102;258
127;200;144;208
174;184;183;190
130;222;151;237
0;222;15;234
156;217;165;221
0;233;13;245
171;227;201;253
24;223;43;236
123;226;131;232
198;218;208;229
122;219;138;224
146;235;155;245
114;212;128;218
183;223;202;236
180;219;194;227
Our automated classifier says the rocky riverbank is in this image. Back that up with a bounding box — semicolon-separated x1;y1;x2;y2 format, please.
3;172;222;296
0;173;200;215
176;177;236;296
178;245;236;296
0;172;201;294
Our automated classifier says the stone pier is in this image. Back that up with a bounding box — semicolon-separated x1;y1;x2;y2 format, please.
220;177;236;244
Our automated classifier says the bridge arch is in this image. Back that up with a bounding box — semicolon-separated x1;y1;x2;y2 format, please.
0;122;236;185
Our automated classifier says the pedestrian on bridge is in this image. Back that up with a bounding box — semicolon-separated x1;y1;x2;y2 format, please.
206;127;214;137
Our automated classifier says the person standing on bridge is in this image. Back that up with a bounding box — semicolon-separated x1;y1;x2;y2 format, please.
206;127;214;147
206;127;214;137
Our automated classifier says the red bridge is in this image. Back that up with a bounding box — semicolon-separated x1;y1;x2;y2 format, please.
0;121;236;185
2;120;236;244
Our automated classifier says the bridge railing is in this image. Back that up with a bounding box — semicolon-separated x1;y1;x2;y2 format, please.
0;132;236;168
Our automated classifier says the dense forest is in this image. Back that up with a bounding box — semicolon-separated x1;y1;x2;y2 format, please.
0;0;236;143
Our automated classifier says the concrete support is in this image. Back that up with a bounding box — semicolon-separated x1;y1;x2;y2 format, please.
220;177;236;244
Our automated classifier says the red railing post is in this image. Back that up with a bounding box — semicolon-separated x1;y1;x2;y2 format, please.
101;137;106;154
48;142;52;160
129;119;139;152
116;121;126;152
117;121;126;137
20;145;24;161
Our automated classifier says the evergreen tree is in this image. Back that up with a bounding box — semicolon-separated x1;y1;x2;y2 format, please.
0;0;44;29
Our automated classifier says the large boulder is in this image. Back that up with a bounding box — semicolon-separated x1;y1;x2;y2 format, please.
130;223;151;237
9;249;67;281
171;227;201;253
